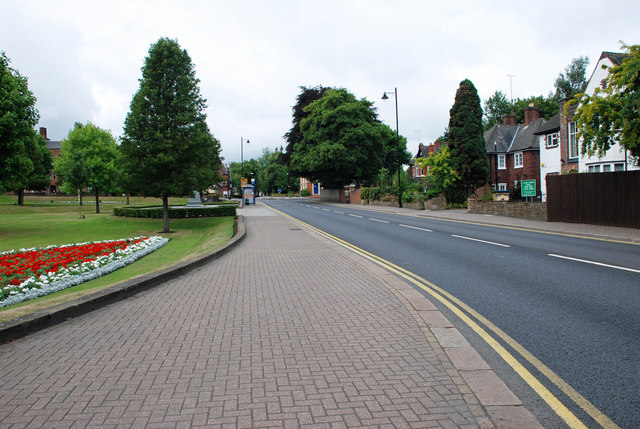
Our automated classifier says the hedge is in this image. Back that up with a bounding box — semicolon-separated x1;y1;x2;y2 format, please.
113;205;236;218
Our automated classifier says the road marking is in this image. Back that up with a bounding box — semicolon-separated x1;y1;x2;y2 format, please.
264;204;618;429
369;218;389;224
333;211;344;214
400;224;432;232
549;254;640;274
348;214;363;218
322;208;330;211
452;234;511;248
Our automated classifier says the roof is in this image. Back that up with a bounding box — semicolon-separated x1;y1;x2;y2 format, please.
601;51;631;67
484;124;517;153
485;118;548;153
46;140;61;150
533;113;560;135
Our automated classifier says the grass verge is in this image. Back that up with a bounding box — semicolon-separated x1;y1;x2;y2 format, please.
0;195;235;322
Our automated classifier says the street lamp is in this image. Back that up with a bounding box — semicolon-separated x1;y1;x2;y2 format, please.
241;137;250;183
382;87;402;208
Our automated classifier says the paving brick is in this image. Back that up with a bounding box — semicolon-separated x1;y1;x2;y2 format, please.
0;211;537;428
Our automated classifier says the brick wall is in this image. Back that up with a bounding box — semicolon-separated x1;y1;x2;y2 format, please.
468;199;547;221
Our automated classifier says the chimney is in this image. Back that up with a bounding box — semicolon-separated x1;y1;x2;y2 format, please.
524;103;540;126
39;127;48;140
503;114;517;125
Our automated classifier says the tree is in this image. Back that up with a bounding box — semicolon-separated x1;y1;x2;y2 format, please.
120;37;222;232
554;56;590;101
447;79;488;200
511;96;558;123
290;88;401;189
569;44;639;160
283;86;330;166
418;145;460;199
483;90;512;130
0;51;50;204
257;148;297;195
54;122;119;214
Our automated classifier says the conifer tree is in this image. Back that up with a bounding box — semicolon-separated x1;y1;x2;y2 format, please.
448;79;488;200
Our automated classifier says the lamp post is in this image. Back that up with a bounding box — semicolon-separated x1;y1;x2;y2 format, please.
241;137;250;184
382;88;402;208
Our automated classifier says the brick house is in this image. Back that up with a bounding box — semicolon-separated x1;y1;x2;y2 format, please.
409;142;443;179
484;106;546;198
40;127;62;195
299;177;321;197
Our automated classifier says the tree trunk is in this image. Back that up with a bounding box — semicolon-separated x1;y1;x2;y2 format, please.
17;189;24;206
95;187;100;214
126;193;130;205
162;195;170;233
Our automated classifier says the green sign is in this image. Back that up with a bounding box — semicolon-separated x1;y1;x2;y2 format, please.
521;179;536;197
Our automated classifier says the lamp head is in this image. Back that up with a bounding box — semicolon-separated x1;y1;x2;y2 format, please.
381;92;389;100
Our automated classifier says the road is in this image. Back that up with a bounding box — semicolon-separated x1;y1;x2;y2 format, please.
260;198;640;429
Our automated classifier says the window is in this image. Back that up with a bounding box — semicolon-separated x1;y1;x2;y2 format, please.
545;133;559;148
498;154;506;169
588;165;600;173
569;122;579;159
498;183;507;191
514;152;523;168
602;164;611;172
615;163;625;171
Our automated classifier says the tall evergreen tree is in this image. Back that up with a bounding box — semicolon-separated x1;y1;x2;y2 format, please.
0;51;51;204
121;38;222;232
448;79;488;200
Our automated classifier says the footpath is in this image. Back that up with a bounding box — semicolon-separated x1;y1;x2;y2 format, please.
4;201;630;427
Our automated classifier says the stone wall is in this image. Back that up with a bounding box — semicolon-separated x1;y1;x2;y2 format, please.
468;199;547;221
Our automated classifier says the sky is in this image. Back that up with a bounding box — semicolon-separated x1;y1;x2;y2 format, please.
2;0;639;164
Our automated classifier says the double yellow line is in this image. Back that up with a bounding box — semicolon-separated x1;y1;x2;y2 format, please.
268;205;620;429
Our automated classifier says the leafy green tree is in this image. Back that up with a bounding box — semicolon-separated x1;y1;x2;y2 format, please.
290;88;403;189
553;56;590;101
379;124;412;173
448;79;488;200
0;51;51;204
511;96;559;122
418;145;460;199
483;90;512;130
54;122;119;213
569;44;639;160
283;86;330;165
257;148;297;195
120;37;222;232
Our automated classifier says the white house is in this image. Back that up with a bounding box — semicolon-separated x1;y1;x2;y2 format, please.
578;51;638;173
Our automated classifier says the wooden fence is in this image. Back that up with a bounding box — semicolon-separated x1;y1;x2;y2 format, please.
546;170;639;228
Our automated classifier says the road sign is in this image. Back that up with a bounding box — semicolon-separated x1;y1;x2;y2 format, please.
241;178;248;187
521;179;536;197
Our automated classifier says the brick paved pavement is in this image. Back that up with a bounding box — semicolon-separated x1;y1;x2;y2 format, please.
0;208;541;428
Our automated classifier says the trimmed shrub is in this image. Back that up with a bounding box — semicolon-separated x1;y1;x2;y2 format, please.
113;205;236;218
300;188;311;197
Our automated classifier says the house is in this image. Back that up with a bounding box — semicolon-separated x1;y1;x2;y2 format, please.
40;127;61;195
537;51;638;201
409;142;443;179
578;51;638;173
485;106;546;198
300;177;321;197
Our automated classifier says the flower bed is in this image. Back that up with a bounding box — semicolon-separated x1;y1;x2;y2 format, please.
0;236;169;308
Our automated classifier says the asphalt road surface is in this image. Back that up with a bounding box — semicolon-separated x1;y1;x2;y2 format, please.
260;199;640;429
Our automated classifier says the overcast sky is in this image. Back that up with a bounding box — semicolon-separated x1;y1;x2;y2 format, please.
3;0;639;163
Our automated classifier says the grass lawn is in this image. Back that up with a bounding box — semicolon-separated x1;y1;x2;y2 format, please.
0;194;236;322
